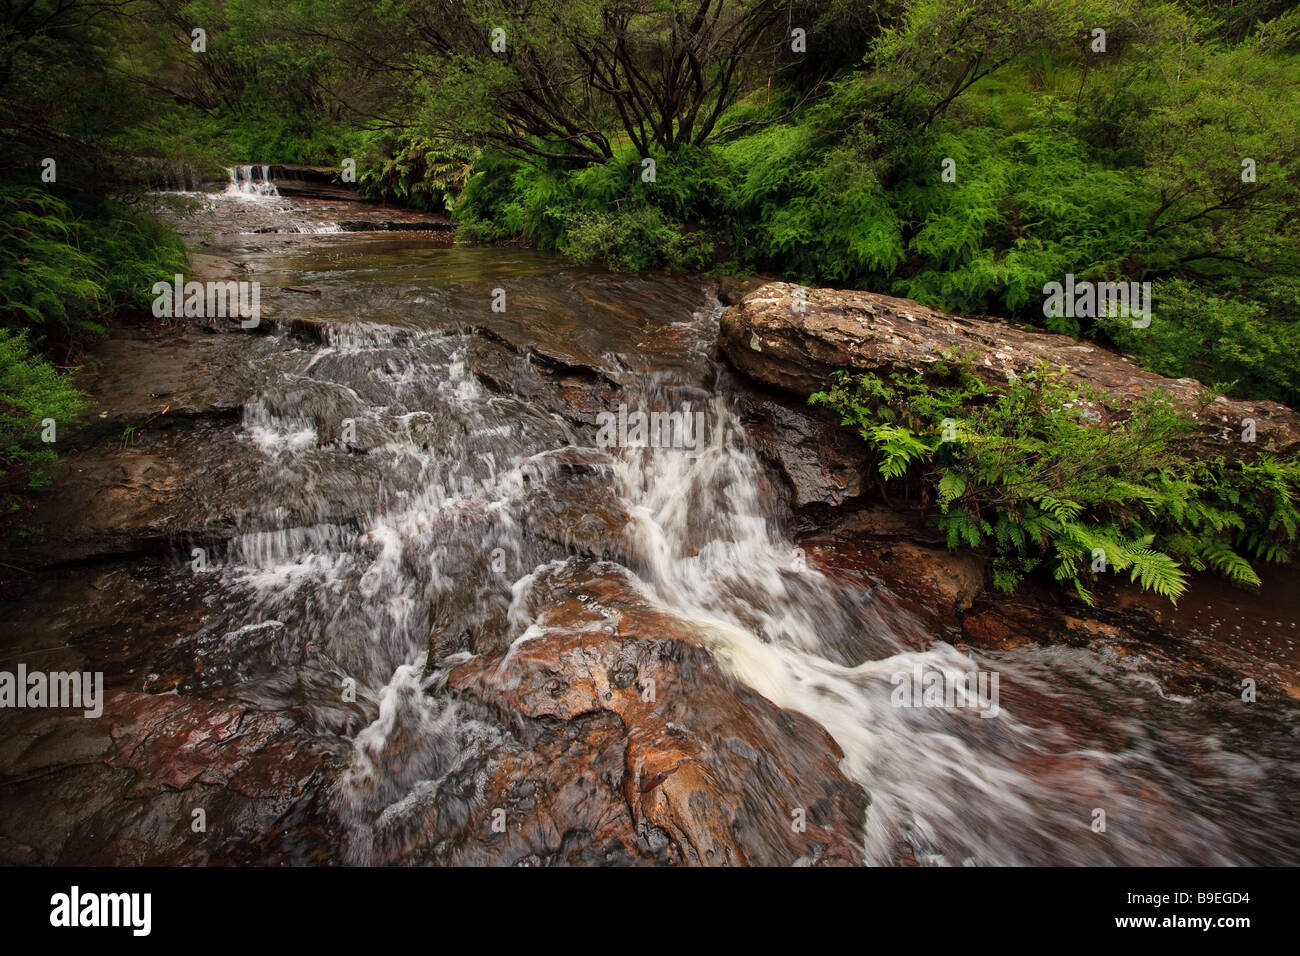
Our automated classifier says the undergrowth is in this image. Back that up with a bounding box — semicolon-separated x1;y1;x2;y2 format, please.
810;357;1300;604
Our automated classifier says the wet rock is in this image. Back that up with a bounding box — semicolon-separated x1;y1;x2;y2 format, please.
465;335;624;423
0;414;379;569
0;690;341;865
444;564;868;866
251;164;359;202
805;505;1299;697
525;475;632;564
69;331;261;442
720;282;1300;459
250;220;455;234
335;219;454;232
802;507;987;635
734;386;870;510
714;275;772;306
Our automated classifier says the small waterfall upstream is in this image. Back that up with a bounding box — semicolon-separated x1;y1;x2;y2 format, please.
214;166;344;232
226;164;280;197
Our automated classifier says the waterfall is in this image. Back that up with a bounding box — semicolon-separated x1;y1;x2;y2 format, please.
226;164;280;198
221;316;1282;866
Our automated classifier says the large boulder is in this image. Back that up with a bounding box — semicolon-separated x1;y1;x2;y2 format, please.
443;563;870;866
720;282;1300;458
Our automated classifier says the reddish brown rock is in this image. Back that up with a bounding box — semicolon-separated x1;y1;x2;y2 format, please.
444;564;868;866
0;690;340;865
802;507;988;635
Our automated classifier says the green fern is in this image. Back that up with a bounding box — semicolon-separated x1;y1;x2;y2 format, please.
812;360;1294;605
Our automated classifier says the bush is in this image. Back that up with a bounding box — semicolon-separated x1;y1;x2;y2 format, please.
0;330;84;488
1098;278;1300;407
811;358;1300;603
559;208;712;272
356;130;476;211
0;187;186;492
0;188;187;347
455;149;717;271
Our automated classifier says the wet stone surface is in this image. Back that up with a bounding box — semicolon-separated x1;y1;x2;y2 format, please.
1;189;1297;866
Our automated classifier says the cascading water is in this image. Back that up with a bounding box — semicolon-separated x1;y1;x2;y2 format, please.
597;382;1295;864
215;167;354;234
129;188;1300;865
226;164;280;198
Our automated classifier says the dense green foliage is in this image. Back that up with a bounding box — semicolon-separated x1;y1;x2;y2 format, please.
0;330;84;488
0;188;185;488
355;132;477;212
0;189;187;343
0;0;190;491
444;1;1300;409
453;145;723;270
811;360;1300;603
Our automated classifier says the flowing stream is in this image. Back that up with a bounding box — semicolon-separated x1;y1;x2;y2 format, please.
7;183;1296;866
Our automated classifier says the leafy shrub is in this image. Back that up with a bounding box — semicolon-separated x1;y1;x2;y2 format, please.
1098;278;1300;407
456;149;717;271
0;188;187;346
356;130;477;211
0;187;185;492
559;208;712;272
0;330;84;488
889;123;1147;327
811;358;1299;603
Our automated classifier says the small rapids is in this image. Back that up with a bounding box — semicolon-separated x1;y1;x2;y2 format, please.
134;190;1300;864
601;413;1295;864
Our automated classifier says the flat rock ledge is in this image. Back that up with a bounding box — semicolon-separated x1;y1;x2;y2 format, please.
720;282;1300;459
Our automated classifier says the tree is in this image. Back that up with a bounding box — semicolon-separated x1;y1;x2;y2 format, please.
364;1;795;164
